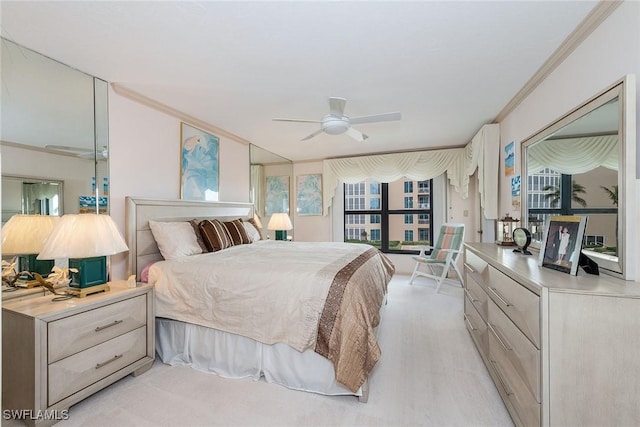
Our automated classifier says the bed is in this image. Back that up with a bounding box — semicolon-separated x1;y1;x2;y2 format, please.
125;197;394;401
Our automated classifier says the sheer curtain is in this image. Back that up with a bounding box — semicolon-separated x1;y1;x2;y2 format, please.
323;124;499;219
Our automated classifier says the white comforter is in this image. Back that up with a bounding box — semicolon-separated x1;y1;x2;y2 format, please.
149;240;378;352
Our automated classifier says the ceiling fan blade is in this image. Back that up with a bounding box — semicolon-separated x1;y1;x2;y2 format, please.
346;127;369;142
301;129;324;141
329;97;347;117
272;118;321;123
350;112;401;125
45;144;92;153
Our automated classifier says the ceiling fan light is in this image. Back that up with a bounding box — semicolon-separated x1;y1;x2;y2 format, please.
321;116;350;135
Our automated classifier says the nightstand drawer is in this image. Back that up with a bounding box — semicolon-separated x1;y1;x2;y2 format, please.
48;326;146;405
48;295;147;363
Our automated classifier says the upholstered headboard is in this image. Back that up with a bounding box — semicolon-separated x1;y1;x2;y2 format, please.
125;197;254;279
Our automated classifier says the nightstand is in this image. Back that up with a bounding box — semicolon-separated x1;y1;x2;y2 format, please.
2;281;155;427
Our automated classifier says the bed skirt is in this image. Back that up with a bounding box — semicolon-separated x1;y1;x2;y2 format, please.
155;318;362;397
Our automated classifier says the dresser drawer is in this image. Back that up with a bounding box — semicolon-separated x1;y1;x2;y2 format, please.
488;300;540;402
48;326;146;405
486;266;540;347
464;295;488;360
488;353;540;427
465;274;488;321
48;295;147;363
464;250;489;288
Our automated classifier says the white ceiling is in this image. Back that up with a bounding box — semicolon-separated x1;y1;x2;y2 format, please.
0;1;599;162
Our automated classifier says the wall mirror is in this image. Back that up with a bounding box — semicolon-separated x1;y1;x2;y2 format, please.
249;144;294;238
522;78;634;278
1;38;109;229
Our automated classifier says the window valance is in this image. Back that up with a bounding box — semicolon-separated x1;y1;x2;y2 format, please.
527;135;618;175
323;124;499;219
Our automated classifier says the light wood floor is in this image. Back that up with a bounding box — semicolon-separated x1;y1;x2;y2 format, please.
28;275;514;426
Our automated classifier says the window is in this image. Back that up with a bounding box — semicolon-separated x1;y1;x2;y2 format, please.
404;230;413;241
404;196;413;209
344;177;434;254
418;180;430;193
585;235;605;246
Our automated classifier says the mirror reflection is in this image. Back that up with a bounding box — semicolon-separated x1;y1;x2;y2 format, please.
249;144;294;239
524;88;622;274
1;38;109;227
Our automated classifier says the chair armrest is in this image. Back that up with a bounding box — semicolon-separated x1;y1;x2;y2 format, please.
438;248;461;254
415;245;434;257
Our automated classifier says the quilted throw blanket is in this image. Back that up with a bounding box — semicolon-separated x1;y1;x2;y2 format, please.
149;240;395;392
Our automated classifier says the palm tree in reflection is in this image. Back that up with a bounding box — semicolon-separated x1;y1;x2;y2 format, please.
601;185;618;255
543;181;587;208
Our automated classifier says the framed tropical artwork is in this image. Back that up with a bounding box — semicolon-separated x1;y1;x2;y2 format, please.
265;176;289;215
296;174;322;216
180;123;219;201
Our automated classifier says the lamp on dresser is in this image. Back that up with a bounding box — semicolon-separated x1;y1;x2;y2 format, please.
267;212;293;241
37;213;128;295
1;214;60;286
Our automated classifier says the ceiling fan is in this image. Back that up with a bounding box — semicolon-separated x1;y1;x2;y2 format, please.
273;97;401;142
45;145;108;160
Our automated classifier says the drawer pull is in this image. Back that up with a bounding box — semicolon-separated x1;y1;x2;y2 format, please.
463;313;477;331
488;287;512;307
488;322;513;352
95;354;123;369
464;288;479;303
95;319;123;332
490;360;513;396
465;264;478;274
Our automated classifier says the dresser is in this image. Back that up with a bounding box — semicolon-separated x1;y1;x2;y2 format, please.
2;281;155;426
463;243;640;427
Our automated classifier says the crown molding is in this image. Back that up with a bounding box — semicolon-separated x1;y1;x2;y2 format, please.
111;83;251;146
494;0;622;123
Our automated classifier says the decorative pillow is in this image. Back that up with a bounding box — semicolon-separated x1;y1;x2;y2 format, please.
198;219;233;252
247;217;264;240
243;222;261;243
140;261;158;283
224;219;252;245
148;220;203;260
188;219;209;252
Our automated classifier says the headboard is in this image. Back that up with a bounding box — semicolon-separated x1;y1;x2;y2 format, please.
125;197;254;279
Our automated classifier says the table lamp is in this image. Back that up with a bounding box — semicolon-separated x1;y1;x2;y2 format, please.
37;213;128;289
267;213;292;241
1;214;60;284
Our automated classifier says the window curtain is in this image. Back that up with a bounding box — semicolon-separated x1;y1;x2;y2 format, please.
323;124;499;219
250;164;265;217
527;135;618;175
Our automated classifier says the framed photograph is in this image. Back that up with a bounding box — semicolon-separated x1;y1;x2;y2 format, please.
539;215;587;275
296;174;322;216
265;176;289;215
180;123;219;201
504;141;515;176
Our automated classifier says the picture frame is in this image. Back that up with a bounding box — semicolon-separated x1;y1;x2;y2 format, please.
539;215;587;275
296;174;322;216
180;123;219;201
265;176;289;215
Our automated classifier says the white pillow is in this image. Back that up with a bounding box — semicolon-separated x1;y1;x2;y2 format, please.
243;222;261;243
149;220;203;260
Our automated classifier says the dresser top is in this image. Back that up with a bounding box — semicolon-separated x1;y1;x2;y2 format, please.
2;281;153;320
465;243;640;297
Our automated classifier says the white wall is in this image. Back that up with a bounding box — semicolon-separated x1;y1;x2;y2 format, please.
108;87;250;279
499;1;639;279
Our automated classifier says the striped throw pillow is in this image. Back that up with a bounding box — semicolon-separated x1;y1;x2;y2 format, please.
198;219;233;252
224;219;252;245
